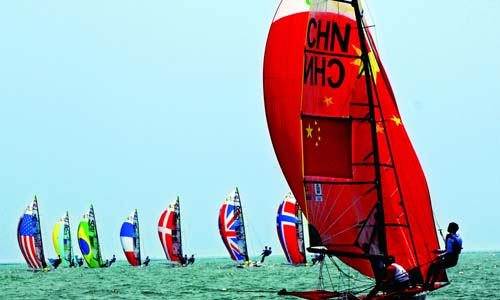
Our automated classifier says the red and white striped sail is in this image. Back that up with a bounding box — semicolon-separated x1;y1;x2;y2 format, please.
18;196;47;270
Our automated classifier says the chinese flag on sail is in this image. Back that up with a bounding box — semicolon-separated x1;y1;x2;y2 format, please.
302;116;352;178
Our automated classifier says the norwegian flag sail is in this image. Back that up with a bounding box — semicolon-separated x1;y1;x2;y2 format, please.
120;209;141;266
17;195;47;270
218;187;249;262
276;193;306;265
157;196;183;263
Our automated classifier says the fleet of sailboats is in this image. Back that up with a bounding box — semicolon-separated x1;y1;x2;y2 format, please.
12;2;454;299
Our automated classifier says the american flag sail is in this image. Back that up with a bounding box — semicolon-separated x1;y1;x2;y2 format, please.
158;196;183;263
218;187;249;262
120;209;141;266
277;193;307;265
17;196;47;270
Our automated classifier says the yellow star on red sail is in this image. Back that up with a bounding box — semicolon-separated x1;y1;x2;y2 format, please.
323;96;333;107
306;123;313;138
391;115;402;126
376;123;384;133
351;45;380;84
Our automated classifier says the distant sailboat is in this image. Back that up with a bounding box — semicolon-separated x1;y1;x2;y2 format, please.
120;209;141;266
276;193;307;265
158;196;184;265
17;195;47;271
218;187;251;266
52;211;75;267
264;0;447;298
77;204;105;268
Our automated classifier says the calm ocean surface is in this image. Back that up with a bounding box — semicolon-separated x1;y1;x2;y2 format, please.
1;252;498;299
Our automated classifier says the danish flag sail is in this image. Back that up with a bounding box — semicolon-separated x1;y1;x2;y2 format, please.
277;193;306;265
218;187;249;262
17;196;47;270
77;205;104;268
120;209;141;266
263;0;446;297
52;211;74;267
158;196;184;263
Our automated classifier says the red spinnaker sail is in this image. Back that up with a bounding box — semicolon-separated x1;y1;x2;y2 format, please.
158;197;183;263
263;0;442;283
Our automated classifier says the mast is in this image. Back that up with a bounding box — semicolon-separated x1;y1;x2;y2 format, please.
234;187;249;262
33;196;47;268
175;197;183;260
351;0;388;260
296;204;307;264
89;204;102;264
134;209;141;263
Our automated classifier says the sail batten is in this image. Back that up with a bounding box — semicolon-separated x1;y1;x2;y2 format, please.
263;0;444;287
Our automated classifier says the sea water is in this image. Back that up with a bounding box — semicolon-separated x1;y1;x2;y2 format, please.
0;252;498;299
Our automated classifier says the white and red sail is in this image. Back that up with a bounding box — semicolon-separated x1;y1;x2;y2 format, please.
158;197;183;263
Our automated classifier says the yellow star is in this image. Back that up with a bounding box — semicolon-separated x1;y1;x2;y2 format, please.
391;115;402;126
323;96;333;107
376;123;384;133
351;45;380;83
315;141;319;147
306;123;313;138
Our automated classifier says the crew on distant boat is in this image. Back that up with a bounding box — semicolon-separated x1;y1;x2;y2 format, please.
77;256;84;267
51;255;62;269
425;222;463;289
143;256;150;266
311;253;325;265
260;246;272;263
182;254;188;265
367;257;410;299
187;254;195;265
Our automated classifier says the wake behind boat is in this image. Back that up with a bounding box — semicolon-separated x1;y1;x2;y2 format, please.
263;0;448;299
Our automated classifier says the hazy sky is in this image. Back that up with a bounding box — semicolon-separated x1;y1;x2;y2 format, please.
1;1;499;264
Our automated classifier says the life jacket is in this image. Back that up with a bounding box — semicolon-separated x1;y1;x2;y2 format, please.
449;234;462;255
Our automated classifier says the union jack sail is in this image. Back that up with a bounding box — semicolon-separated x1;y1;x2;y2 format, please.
218;187;249;262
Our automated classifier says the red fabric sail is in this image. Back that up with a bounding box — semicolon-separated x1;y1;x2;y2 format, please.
263;2;442;282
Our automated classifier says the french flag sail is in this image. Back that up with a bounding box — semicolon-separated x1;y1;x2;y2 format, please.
17;195;47;270
52;211;74;267
157;196;184;263
120;209;141;266
276;193;307;265
218;187;249;263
